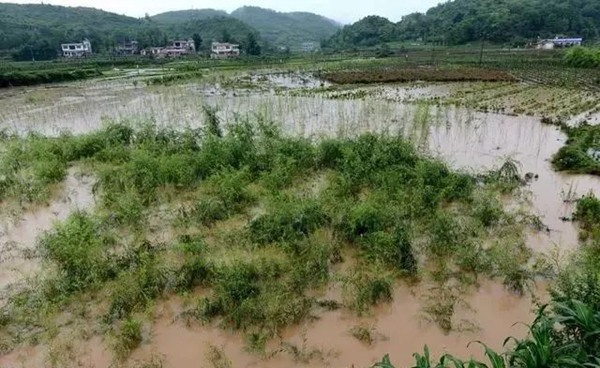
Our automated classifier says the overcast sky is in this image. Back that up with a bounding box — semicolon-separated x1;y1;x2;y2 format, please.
7;0;442;23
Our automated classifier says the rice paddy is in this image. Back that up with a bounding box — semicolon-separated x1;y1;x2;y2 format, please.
0;56;599;367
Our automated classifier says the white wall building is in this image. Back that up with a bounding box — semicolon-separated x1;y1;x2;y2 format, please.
61;39;92;58
211;42;240;59
536;37;583;50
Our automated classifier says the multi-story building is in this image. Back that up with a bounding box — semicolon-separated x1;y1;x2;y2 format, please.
115;41;139;55
211;42;240;59
61;39;92;58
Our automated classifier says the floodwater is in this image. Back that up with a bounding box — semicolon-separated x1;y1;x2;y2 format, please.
0;281;543;368
0;169;95;302
0;73;597;367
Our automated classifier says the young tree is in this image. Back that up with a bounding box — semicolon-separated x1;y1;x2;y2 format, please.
221;29;232;43
192;33;203;53
245;32;261;56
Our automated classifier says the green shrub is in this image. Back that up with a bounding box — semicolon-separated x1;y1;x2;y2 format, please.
338;202;389;241
473;194;503;227
575;194;600;233
565;47;600;68
359;227;417;275
428;212;464;258
553;146;600;173
38;212;114;293
249;199;328;244
343;268;393;315
114;318;143;360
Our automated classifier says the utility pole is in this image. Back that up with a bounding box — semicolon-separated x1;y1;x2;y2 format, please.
479;37;485;65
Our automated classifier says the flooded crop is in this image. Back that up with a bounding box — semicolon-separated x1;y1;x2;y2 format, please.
323;67;516;84
0;118;539;366
0;69;599;367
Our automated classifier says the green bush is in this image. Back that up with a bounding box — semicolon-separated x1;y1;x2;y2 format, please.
565;47;600;68
343;268;394;315
575;195;600;233
359;227;417;275
249;199;328;244
38;212;115;293
113;318;143;360
338;202;389;241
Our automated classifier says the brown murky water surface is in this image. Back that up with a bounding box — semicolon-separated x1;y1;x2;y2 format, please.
0;281;544;368
0;169;95;301
0;74;596;367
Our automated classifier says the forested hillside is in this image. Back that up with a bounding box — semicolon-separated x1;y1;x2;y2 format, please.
231;6;340;48
150;9;228;24
325;0;600;49
0;3;142;54
176;17;260;52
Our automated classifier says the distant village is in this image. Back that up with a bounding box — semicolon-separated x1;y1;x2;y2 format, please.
60;35;583;59
61;39;241;59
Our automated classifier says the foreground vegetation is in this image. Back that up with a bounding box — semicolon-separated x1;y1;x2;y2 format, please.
0;115;533;363
377;193;600;367
322;67;515;84
553;123;600;175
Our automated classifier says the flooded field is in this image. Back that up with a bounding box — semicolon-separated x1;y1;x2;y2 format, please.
0;169;95;302
0;71;597;367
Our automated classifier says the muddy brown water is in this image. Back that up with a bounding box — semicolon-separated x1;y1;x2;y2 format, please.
0;77;597;367
0;170;95;302
0;281;543;368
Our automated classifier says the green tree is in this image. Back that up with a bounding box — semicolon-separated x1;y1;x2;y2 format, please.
221;29;233;43
192;33;203;53
244;32;261;56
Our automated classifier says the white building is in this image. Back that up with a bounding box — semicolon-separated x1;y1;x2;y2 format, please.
163;39;196;57
142;40;195;58
61;39;92;58
211;42;240;59
536;37;583;50
115;41;139;55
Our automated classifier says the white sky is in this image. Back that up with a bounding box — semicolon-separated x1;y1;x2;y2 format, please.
5;0;443;23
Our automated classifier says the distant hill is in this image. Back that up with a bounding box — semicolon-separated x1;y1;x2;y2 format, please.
397;0;600;44
230;6;340;48
150;9;228;24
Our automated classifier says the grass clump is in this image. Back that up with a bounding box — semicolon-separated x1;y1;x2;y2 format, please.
342;266;394;315
249;198;328;244
350;324;375;345
553;124;600;175
38;211;116;295
113;318;143;361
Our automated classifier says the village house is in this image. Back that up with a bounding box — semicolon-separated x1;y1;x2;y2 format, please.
536;37;583;49
61;39;92;58
163;39;196;57
141;39;195;58
115;41;139;55
302;42;316;52
211;42;240;59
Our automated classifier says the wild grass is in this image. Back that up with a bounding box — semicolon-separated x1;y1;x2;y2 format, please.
0;119;532;361
553;123;600;175
113;318;143;361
